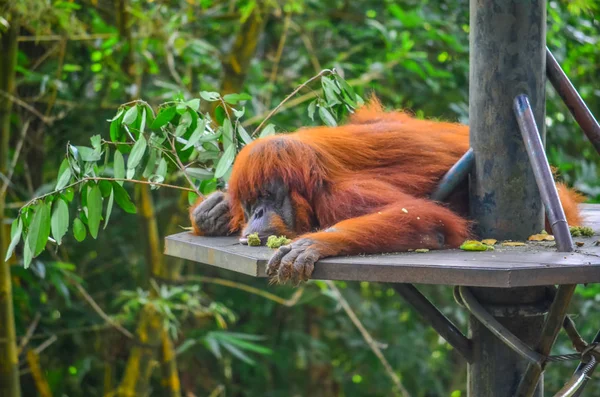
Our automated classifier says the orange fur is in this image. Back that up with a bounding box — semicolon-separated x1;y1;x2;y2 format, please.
193;99;583;257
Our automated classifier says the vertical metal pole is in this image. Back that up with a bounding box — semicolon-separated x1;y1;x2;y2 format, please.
468;0;547;396
470;0;546;240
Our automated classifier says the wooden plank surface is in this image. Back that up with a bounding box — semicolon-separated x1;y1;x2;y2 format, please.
165;205;600;287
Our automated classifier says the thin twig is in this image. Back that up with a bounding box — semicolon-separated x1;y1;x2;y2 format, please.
19;176;195;212
73;282;134;339
17;312;41;355
181;276;304;306
0;120;30;198
169;137;203;198
245;60;400;128
326;281;412;397
0;90;53;124
34;335;57;355
252;69;334;136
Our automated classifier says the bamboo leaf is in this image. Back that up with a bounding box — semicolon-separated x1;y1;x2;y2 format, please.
214;145;235;179
51;198;69;245
5;217;23;262
87;184;102;239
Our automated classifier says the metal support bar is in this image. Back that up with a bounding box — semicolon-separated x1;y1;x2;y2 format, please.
554;354;597;397
546;47;600;155
393;284;473;362
458;286;544;366
514;94;574;252
431;148;474;202
516;285;577;397
572;330;600;397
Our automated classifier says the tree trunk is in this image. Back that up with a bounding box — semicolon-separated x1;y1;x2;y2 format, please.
0;13;22;397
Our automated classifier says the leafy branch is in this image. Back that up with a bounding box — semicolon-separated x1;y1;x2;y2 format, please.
7;71;362;270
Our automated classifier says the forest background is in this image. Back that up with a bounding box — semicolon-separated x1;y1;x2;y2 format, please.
1;0;599;396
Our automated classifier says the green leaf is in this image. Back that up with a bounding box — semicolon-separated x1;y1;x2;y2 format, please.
200;179;217;195
259;124;276;138
215;105;227;125
23;237;33;268
61;187;75;202
200;91;221;101
222;119;233;150
214;145;236;179
112;182;137;214
142;148;157;179
28;202;51;257
110;118;122;143
127;134;147;173
103;189;114;230
5;218;23;262
90;135;101;151
123;105;139;125
114;150;125;185
99;180;112;197
307;100;317;121
51;199;69;245
232;107;245;119
318;106;337;127
151;106;177;129
109;109;124;122
223;93;252;105
322;77;341;106
183;119;207;150
186;168;214;180
186;98;200;111
139;107;147;134
76;146;102;162
155;158;167;180
73;217;86;242
87;184;102;239
221;342;256;365
56;159;72;190
237;124;253;145
175;339;197;355
187;191;199;206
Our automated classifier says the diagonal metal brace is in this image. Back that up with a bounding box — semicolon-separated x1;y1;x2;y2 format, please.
393;284;473;362
458;286;545;367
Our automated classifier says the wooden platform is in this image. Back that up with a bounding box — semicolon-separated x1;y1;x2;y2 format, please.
165;204;600;287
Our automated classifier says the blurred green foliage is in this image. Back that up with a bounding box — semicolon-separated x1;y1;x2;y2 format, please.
2;0;600;396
